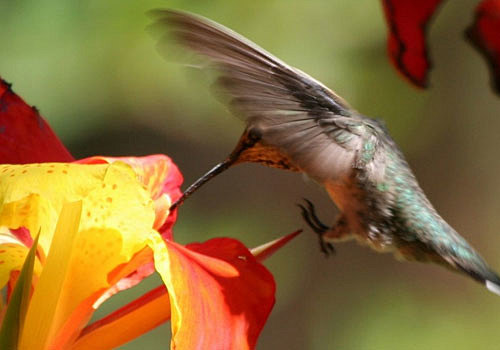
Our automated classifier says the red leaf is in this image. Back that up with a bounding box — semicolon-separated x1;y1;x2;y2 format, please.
466;0;500;95
381;0;445;88
0;78;74;163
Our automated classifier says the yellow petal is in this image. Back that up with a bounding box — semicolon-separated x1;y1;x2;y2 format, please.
19;201;82;350
0;242;27;288
0;162;156;277
0;227;43;288
0;233;39;350
0;164;107;255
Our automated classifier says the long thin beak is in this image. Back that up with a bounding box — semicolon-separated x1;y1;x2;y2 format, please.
170;130;259;211
170;156;235;211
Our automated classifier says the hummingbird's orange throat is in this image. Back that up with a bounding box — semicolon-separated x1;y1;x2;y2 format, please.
237;143;299;170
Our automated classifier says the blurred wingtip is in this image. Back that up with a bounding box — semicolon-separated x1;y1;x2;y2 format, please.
147;8;207;68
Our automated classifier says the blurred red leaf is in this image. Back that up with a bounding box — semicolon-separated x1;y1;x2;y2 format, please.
381;0;444;88
0;78;74;163
466;0;500;94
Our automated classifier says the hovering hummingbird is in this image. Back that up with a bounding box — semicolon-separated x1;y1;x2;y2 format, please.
150;10;500;295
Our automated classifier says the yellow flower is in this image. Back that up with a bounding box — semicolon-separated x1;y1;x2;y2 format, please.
0;161;161;348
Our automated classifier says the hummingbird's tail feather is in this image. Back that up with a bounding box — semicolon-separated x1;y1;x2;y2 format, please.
403;219;500;296
448;251;500;296
403;235;500;296
486;280;500;296
463;266;500;296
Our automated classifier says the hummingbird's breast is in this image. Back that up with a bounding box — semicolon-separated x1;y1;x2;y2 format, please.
321;140;421;253
324;173;397;252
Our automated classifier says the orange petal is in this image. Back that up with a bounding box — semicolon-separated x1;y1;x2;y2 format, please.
150;235;276;350
71;286;171;350
95;248;155;308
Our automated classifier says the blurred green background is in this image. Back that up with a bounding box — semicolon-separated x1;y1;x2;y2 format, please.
2;0;500;349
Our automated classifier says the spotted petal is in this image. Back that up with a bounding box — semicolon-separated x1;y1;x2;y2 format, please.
75;155;183;302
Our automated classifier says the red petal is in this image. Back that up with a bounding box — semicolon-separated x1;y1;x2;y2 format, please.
165;238;276;349
154;158;183;240
466;0;500;94
381;0;445;88
9;227;33;248
0;78;74;163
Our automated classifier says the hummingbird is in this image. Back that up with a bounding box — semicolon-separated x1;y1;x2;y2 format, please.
150;10;500;295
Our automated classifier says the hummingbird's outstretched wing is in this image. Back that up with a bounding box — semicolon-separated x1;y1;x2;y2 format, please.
150;10;382;182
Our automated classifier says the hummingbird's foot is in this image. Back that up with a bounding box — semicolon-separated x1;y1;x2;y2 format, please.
298;199;335;257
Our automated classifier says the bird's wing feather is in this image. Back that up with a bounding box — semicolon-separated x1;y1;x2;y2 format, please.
151;10;379;181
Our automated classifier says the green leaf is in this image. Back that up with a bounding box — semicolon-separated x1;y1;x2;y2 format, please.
0;232;40;349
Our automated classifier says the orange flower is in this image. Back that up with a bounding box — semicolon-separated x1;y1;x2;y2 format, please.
0;77;301;349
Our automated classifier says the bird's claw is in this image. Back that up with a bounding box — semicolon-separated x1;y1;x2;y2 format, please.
298;199;335;257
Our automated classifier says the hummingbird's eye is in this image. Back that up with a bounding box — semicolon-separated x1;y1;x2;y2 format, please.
247;127;263;142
